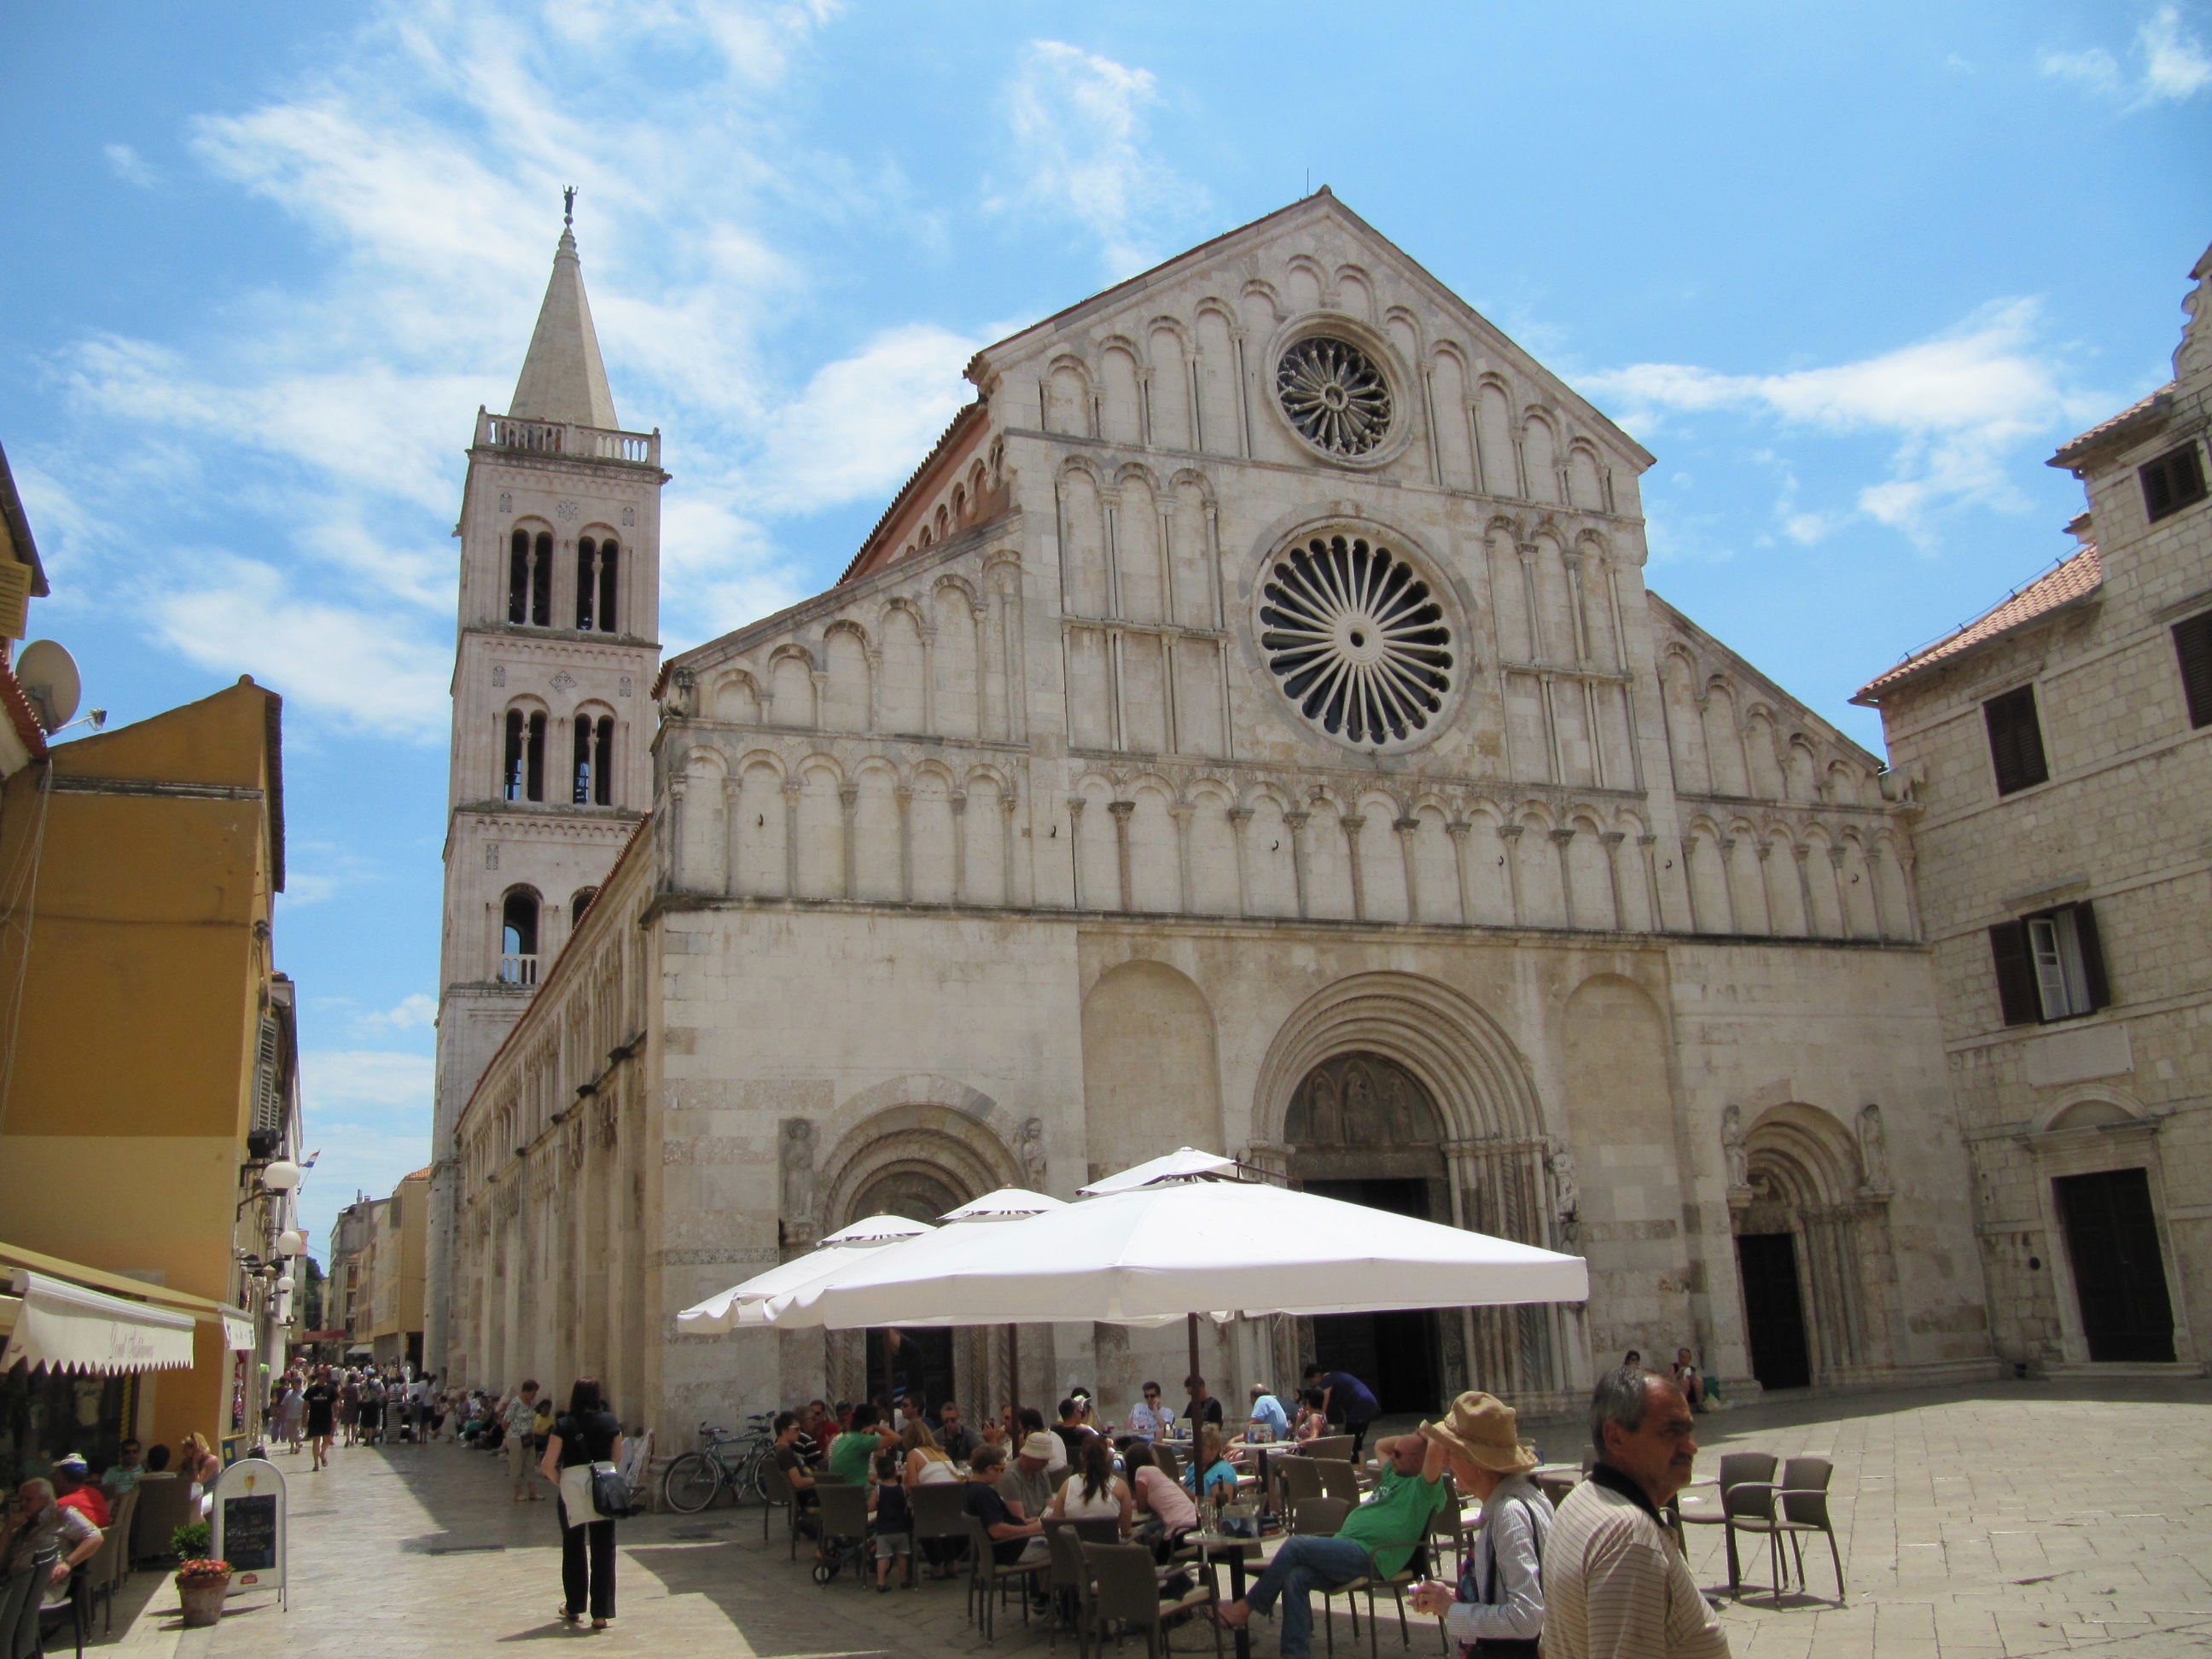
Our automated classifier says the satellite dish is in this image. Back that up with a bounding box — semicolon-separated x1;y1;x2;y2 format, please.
16;640;81;733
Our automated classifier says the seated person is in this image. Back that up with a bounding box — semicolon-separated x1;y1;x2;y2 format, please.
1004;1433;1059;1527
52;1456;110;1528
1671;1348;1707;1412
829;1404;885;1485
1185;1424;1241;1511
934;1401;977;1464
1050;1397;1093;1464
1045;1435;1133;1534
1293;1388;1329;1444
1123;1441;1198;1561
1126;1381;1174;1441
1014;1408;1066;1473
961;1445;1047;1565
1218;1430;1449;1659
1184;1375;1226;1430
771;1412;820;1534
1248;1383;1291;1443
101;1440;146;1506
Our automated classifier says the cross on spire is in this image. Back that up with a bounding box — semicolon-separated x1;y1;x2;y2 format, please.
563;185;577;228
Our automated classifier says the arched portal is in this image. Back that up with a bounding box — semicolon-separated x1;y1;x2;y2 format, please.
1256;974;1570;1408
1731;1104;1895;1391
1284;1052;1446;1413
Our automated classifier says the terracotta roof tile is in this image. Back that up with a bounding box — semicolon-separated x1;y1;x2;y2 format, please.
2050;382;2172;469
1854;544;2103;703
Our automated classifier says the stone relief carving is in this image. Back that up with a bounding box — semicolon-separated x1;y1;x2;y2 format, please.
1016;1116;1048;1191
498;491;513;515
621;505;637;527
1721;1103;1749;1193
1548;1146;1579;1245
1284;1052;1441;1146
665;668;696;719
1856;1103;1890;1195
780;1118;818;1245
550;670;577;692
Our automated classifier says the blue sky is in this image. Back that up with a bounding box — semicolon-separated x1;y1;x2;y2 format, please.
3;1;2206;1254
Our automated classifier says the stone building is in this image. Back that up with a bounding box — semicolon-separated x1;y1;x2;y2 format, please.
1854;244;2212;1377
440;194;1998;1435
422;212;664;1371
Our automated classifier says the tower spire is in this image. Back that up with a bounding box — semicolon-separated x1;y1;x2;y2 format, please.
509;193;619;429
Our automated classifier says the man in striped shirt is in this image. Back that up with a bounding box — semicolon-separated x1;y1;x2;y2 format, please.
1544;1367;1730;1658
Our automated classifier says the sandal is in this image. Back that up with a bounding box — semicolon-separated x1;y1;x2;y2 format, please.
557;1607;579;1627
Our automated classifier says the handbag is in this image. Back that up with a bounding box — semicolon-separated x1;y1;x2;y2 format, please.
589;1461;637;1519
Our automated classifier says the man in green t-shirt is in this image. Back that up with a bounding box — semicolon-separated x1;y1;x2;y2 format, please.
828;1404;887;1487
1218;1431;1447;1658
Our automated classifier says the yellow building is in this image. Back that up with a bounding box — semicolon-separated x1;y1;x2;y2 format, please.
360;1168;430;1369
0;675;303;1460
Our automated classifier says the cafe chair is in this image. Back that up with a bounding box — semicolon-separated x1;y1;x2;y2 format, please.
810;1482;872;1586
130;1473;193;1569
1317;1460;1365;1505
1044;1518;1118;1653
760;1459;799;1548
38;1565;92;1659
964;1515;1050;1642
1304;1435;1356;1462
92;1489;138;1630
1151;1442;1183;1481
1677;1452;1777;1600
1292;1496;1351;1536
1277;1454;1325;1511
1773;1457;1845;1603
908;1482;970;1580
1084;1540;1219;1659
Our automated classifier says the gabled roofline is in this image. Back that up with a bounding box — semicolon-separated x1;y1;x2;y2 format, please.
1851;545;2104;706
971;189;1656;471
1648;588;1885;770
0;438;52;598
836;400;988;585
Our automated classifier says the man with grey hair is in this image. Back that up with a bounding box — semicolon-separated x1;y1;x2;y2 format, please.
2;1477;104;1656
1544;1367;1728;1657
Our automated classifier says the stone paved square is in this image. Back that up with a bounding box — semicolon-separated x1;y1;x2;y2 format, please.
96;1380;2212;1659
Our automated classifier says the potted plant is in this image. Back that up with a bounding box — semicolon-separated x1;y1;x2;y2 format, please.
171;1522;231;1627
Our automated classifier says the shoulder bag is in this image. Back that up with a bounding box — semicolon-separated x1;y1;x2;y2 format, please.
1464;1496;1542;1659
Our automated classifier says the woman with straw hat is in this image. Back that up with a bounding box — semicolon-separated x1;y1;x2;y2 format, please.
1408;1392;1552;1656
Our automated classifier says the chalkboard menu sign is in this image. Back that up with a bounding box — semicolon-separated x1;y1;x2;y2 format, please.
211;1457;288;1610
223;1493;277;1570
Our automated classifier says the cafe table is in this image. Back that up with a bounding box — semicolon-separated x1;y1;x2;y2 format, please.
1224;1438;1284;1515
1180;1529;1266;1659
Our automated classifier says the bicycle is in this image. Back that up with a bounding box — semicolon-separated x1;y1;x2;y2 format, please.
661;1413;777;1512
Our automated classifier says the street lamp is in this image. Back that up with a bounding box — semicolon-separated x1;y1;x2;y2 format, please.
276;1230;307;1256
260;1161;302;1193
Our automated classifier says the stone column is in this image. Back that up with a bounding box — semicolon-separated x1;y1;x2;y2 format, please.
782;777;802;898
895;785;915;903
1446;819;1473;924
1001;791;1021;907
1286;809;1312;919
839;785;859;899
1109;800;1135;912
1169;801;1194;913
1227;806;1253;917
722;777;742;896
1342;814;1368;921
950;790;969;904
1394;817;1423;921
1602;831;1627;930
1067;795;1088;909
1550;828;1575;925
1498;824;1524;926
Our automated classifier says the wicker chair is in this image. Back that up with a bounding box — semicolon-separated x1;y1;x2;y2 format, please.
964;1513;1050;1642
1773;1457;1845;1602
1082;1540;1218;1659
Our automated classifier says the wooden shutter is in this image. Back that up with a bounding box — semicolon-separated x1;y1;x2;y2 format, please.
1983;687;2049;795
2071;900;2111;1010
2141;444;2207;523
2174;613;2212;729
1988;921;2040;1025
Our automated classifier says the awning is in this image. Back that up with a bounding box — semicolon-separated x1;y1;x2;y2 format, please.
2;1269;197;1374
223;1312;256;1352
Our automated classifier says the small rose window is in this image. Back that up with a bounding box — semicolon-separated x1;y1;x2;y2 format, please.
1276;337;1394;457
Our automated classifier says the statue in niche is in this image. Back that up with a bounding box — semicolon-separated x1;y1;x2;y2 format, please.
1549;1147;1580;1245
1856;1103;1890;1195
1017;1116;1049;1191
1343;1064;1376;1139
780;1118;818;1242
1721;1103;1749;1190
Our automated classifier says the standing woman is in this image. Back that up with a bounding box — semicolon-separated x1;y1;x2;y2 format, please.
540;1378;621;1631
276;1375;306;1454
303;1367;338;1471
338;1371;361;1447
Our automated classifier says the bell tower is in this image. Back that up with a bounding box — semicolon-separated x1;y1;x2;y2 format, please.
424;205;665;1374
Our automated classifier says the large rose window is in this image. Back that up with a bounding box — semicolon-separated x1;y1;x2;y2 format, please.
1259;533;1453;747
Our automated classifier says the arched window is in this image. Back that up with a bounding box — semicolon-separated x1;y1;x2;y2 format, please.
508;528;552;626
504;707;547;801
499;889;540;985
571;887;599;922
576;536;619;632
571;713;614;806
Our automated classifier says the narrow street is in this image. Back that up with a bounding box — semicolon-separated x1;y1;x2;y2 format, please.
92;1380;2212;1659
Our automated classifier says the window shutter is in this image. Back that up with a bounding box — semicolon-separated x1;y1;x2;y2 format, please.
1984;687;2049;795
2071;901;2111;1010
1989;921;2040;1025
2174;613;2212;729
2141;444;2208;523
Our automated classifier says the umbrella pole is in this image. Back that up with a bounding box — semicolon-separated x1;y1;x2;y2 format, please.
1187;1310;1201;1392
1007;1323;1020;1426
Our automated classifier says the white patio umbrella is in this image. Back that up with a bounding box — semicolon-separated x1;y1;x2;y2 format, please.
674;1213;933;1335
1077;1146;1238;1194
940;1187;1068;1220
760;1175;1587;1331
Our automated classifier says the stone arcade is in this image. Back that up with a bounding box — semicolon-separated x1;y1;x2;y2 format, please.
431;194;1998;1437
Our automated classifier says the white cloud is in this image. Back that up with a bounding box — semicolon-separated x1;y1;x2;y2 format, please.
150;555;452;737
358;992;439;1032
754;323;988;513
103;143;157;188
2041;5;2211;108
996;40;1196;280
302;1047;435;1113
1586;300;2103;544
292;1046;435;1243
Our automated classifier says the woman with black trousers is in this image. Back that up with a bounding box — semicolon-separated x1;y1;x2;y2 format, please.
538;1378;622;1630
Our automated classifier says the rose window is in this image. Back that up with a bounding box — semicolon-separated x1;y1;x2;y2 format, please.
1260;533;1453;746
1276;337;1394;457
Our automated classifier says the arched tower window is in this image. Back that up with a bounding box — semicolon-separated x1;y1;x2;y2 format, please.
499;888;541;985
576;536;619;632
508;528;553;626
571;887;599;921
572;713;615;806
504;706;547;801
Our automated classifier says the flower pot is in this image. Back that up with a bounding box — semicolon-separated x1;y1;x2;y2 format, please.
178;1575;232;1626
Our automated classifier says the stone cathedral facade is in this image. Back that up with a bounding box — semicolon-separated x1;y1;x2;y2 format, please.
437;195;1999;1434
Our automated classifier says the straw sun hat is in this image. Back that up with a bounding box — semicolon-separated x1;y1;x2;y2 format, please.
1420;1391;1540;1475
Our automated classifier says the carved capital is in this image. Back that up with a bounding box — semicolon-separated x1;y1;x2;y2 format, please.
1108;800;1135;819
1392;817;1421;836
1225;806;1254;826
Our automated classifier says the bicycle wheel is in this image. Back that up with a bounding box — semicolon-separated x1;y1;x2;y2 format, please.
661;1451;724;1513
734;1445;770;1505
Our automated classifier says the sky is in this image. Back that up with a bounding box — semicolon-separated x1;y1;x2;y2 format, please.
3;1;2207;1256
